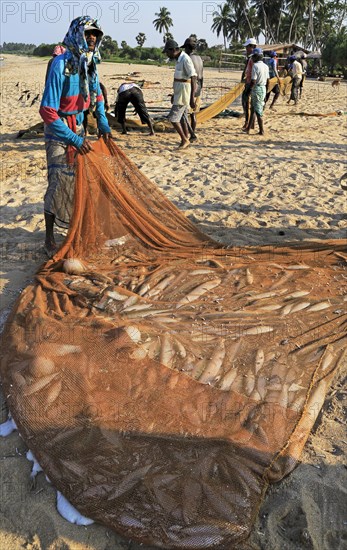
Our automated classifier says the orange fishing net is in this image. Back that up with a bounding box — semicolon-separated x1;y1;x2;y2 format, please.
1;139;346;549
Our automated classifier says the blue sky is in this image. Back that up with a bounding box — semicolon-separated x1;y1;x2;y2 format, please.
1;1;226;47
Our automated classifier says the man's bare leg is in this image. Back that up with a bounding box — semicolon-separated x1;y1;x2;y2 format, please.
189;113;197;141
182;113;196;141
171;121;189;148
257;114;265;135
270;92;280;110
44;212;57;257
147;119;155;136
180;117;190;140
243;110;255;133
242;96;251;129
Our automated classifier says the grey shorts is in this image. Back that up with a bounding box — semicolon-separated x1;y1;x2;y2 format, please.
168;104;188;123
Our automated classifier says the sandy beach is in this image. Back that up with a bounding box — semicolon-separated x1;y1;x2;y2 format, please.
0;55;346;549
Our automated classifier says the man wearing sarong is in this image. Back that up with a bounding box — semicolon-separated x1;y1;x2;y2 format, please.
244;48;269;136
114;82;154;135
241;38;257;130
287;55;303;105
40;16;111;257
163;39;197;149
181;37;203;140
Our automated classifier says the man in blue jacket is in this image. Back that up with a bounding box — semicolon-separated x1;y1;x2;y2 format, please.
40;15;111;257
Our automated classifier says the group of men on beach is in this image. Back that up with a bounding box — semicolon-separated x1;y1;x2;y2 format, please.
112;36;203;147
241;37;306;135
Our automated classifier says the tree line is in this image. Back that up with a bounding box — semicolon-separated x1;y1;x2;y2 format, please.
0;35;224;68
0;42;36;53
208;0;346;51
1;2;346;74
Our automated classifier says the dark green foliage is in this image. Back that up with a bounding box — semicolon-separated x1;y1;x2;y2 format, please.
322;30;347;72
1;42;36;54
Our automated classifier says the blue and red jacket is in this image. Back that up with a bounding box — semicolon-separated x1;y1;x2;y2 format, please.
39;51;110;149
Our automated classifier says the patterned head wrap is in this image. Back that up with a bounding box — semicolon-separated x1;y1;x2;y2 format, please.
62;16;103;105
52;45;66;56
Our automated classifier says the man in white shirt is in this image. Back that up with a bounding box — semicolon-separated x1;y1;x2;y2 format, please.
163;39;197;148
244;48;269;135
287;55;303;105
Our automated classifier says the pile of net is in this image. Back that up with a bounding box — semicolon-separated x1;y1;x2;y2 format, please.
1;139;346;549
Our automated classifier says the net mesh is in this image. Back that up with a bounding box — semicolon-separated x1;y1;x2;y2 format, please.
196;83;245;123
1;138;346;548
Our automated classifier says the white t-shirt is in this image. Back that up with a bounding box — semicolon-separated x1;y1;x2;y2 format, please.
251;61;269;86
292;60;303;79
173;51;197;106
118;83;141;94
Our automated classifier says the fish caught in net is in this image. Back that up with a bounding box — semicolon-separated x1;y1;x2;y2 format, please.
1;139;346;548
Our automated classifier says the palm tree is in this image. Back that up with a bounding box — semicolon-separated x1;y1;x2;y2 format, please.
304;0;326;50
136;32;146;49
251;0;278;43
274;0;286;42
287;0;307;43
153;7;173;43
163;31;174;44
227;2;261;44
233;0;254;37
211;3;233;50
312;1;339;49
197;38;209;52
335;0;347;33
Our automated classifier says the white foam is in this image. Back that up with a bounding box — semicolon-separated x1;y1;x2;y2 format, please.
0;370;94;528
56;491;94;526
0;417;17;436
26;449;43;479
104;235;130;247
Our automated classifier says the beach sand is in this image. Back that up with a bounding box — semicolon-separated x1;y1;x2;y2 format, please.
0;55;346;549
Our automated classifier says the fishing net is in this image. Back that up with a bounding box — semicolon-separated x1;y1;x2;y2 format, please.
267;75;292;96
1;138;346;549
196;83;245;123
194;77;291;126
